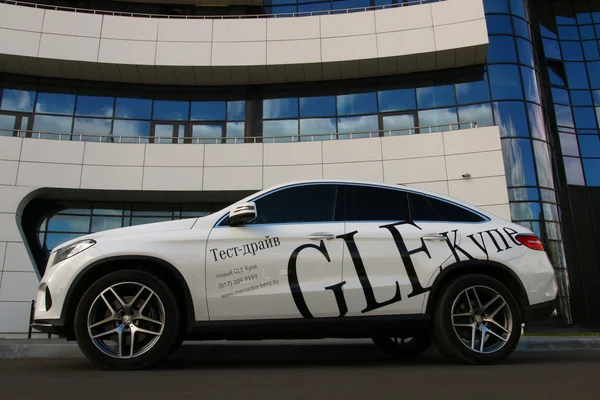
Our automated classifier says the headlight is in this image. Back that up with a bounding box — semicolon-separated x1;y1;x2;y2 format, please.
50;239;96;267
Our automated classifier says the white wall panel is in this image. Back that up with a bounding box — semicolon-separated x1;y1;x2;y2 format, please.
157;19;213;42
39;34;100;63
16;162;81;188
0;161;19;186
42;9;103;37
0;28;41;57
101;16;158;41
80;166;143;190
0;3;44;32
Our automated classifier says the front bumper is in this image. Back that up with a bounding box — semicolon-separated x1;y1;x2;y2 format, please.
524;299;557;323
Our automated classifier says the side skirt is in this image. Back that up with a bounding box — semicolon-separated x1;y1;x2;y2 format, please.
187;314;430;341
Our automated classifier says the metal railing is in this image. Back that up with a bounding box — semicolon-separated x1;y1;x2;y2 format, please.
1;121;477;144
0;0;443;19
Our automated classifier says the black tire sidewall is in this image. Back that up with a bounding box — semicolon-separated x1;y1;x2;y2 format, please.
433;274;522;365
74;269;180;370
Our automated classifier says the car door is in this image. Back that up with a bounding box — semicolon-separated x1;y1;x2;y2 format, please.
205;183;346;321
341;184;458;317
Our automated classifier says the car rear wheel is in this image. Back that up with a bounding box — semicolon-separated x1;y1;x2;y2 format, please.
432;274;522;365
372;335;431;357
74;270;180;370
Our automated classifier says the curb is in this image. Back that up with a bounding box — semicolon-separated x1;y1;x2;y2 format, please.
2;337;600;359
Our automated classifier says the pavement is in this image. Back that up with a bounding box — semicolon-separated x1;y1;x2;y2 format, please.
1;343;600;400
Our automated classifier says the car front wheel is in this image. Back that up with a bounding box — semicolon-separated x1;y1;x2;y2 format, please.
74;269;180;370
432;274;522;365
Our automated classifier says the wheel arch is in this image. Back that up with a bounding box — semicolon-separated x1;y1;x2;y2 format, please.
425;260;529;319
61;255;195;340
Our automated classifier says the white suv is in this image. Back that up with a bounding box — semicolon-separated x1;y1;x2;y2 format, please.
31;180;558;369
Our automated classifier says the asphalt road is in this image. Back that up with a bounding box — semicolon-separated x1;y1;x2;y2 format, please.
1;341;599;400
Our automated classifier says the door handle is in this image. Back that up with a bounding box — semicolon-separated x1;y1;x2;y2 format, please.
308;232;336;240
422;234;448;241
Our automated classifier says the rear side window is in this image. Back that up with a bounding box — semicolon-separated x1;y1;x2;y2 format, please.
347;185;410;221
408;193;485;222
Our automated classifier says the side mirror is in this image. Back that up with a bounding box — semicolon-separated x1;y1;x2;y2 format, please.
226;202;257;227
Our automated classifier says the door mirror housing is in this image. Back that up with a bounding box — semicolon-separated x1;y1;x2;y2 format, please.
226;202;257;226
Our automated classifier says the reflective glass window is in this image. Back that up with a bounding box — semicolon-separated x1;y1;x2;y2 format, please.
416;85;455;109
540;24;558;39
33;115;72;136
337;115;378;133
263;98;299;119
509;202;542;221
418;108;457;132
227;101;246;120
513;17;531;39
570;90;593;106
36;92;75;115
0;114;16;135
382;114;417;134
583;158;600;185
493;102;529;137
75;96;114;117
509;0;526;18
548;65;566;86
565;62;590;89
517;38;535;66
115;98;152;119
455;75;490;104
595;90;600;105
112;120;150;142
226;121;245;140
91;216;123;233
266;5;297;14
582;41;600;60
458;104;494;127
299;96;336;117
299;118;336;137
573;107;598;128
0;89;35;112
347;185;409;222
489;65;523;100
73;118;112;137
560;41;584;61
533;141;555;189
332;0;370;10
487;36;518;63
191;124;223;143
587;61;600;88
48;215;90;232
483;0;509;13
577;10;593;25
559;132;580;156
579;25;595;40
501;139;538;186
486;15;513;35
378;89;416;112
521;67;541;103
190;101;226;121
336;93;377;115
543;38;562;59
558;26;580;40
527;104;546;140
554;104;574;127
564;156;585;185
298;2;330;13
508;188;540;201
578;135;600;157
540;189;557;203
262;120;299;142
552;88;570;104
153;100;189;121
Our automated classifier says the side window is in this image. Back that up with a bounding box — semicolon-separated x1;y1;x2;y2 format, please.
347;185;410;221
247;184;342;225
408;193;485;223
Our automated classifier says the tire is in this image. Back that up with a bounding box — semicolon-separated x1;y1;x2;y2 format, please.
372;335;431;357
74;269;181;370
432;274;522;365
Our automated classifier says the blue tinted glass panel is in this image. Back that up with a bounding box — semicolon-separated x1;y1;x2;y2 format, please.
300;96;336;117
570;90;593;106
263;98;299;119
418;107;457;132
577;11;593;25
583;41;600;60
564;156;585;185
378;89;416;112
48;215;90;232
558;26;580;40
521;67;541;103
153;100;189;121
486;15;513;34
510;202;542;221
489;65;523;100
559;133;580;156
548;66;566;86
542;38;562;59
36;92;75;115
266;5;297;14
513;17;530;39
33;115;72;136
493;102;529;137
337;115;378;133
528;104;546;140
299;118;337;136
583;158;600;185
573;107;598;128
115;98;152;119
455;75;490;104
487;36;517;63
540;24;558;39
501;139;538;187
458;104;493;127
190;101;226;121
508;188;540;201
0;89;35;112
76;96;114;117
517;38;535;66
595;90;600;105
332;0;370;10
91;216;122;233
588;61;600;88
112;120;151;142
298;2;330;12
416;85;455;109
73;118;112;136
554;104;574;127
262;120;298;142
580;25;596;40
509;0;526;18
578;135;600;157
552;88;570;104
226;121;245;141
337;93;377;115
560;41;584;61
265;0;296;5
483;0;508;13
533;141;555;189
227;101;246;120
564;62;589;89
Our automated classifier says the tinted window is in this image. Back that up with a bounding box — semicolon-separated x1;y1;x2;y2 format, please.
409;193;485;222
248;184;342;225
347;185;409;221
